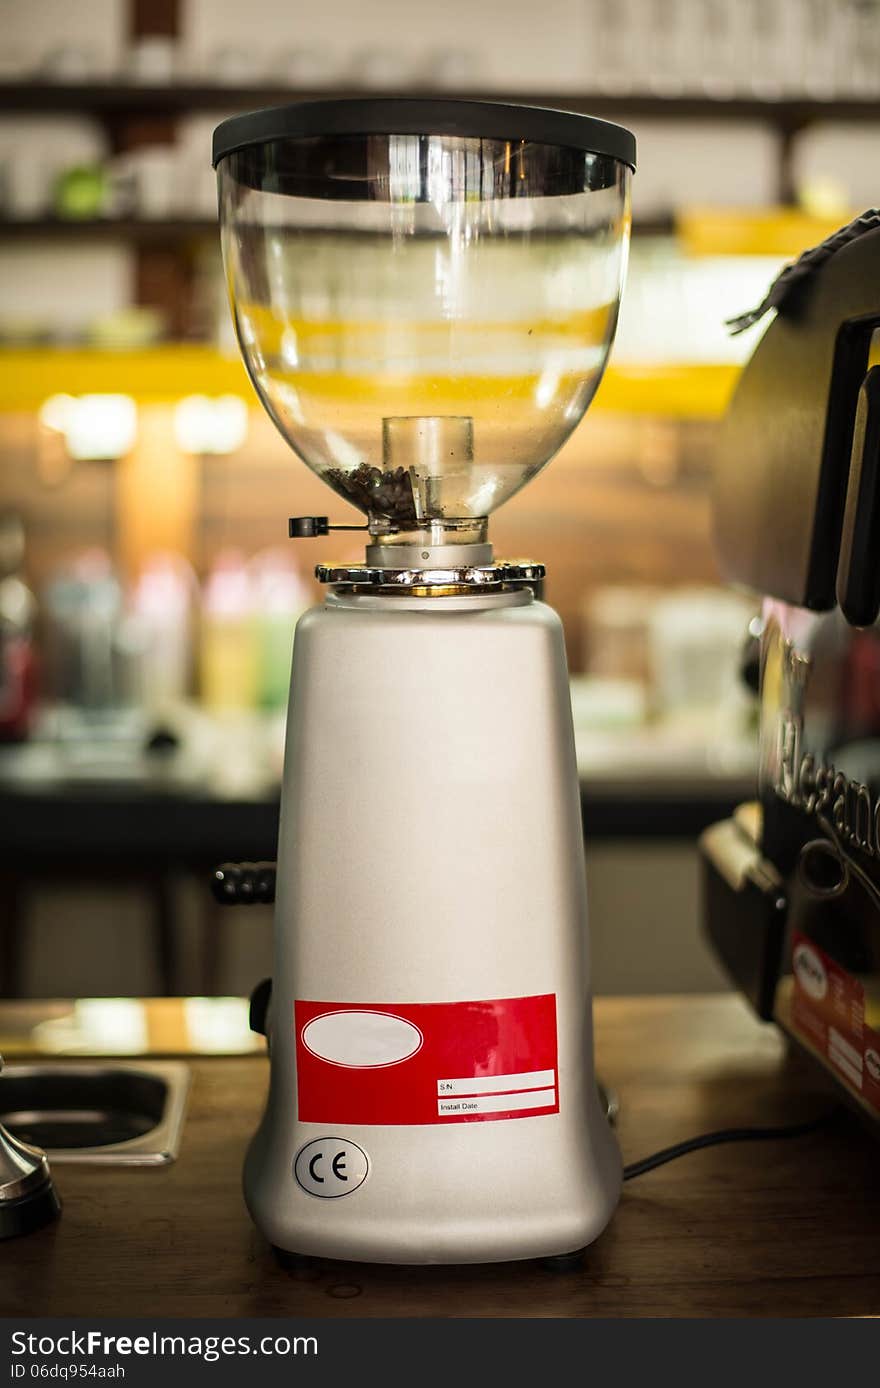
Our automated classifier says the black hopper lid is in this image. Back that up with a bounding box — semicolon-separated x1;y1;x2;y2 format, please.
212;97;637;172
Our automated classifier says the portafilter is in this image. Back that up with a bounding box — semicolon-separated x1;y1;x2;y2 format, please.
0;1056;61;1239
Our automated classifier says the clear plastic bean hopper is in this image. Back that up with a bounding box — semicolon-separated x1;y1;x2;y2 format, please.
215;98;632;568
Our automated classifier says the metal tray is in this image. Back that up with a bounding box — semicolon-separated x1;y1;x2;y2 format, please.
0;1061;190;1166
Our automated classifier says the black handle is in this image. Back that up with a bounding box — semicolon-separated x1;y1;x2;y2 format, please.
211;862;276;905
837;366;880;626
289;516;369;538
249;978;272;1038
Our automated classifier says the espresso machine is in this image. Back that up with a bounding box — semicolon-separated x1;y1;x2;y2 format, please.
211;99;635;1264
701;213;880;1130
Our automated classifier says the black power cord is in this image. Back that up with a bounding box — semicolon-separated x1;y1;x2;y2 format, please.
622;1110;839;1182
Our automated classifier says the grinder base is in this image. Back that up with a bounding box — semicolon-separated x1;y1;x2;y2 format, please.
245;586;621;1265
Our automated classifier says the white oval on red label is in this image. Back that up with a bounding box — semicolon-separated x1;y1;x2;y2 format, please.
301;1010;423;1069
793;941;828;1001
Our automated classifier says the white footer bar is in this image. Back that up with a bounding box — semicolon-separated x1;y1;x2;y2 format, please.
437;1069;555;1097
438;1087;556;1116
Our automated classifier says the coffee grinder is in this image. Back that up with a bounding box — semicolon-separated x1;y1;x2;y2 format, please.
212;99;635;1264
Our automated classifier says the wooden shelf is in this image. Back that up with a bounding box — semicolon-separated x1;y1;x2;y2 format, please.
0;215;677;243
0;346;248;408
594;362;739;417
677;205;858;257
0;208;845;257
2;82;880;125
0;346;738;419
0;218;218;244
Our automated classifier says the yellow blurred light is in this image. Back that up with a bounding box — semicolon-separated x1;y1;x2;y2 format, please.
38;393;77;433
799;177;850;221
677;205;858;259
39;392;137;460
68;394;137;460
174;394;249;454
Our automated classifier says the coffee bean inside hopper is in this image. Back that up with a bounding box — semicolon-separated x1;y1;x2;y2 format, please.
324;462;426;527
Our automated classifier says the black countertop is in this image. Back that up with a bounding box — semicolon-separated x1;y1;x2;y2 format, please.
0;710;756;866
0;776;753;867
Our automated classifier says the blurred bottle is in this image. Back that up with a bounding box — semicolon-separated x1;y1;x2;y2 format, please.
199;551;259;712
583;585;660;687
124;554;196;711
43;549;122;711
249;549;310;711
648;587;756;728
53;163;107;220
845;0;880;97
0;512;37;741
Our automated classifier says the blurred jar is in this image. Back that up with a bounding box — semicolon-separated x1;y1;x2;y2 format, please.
199;551;259;712
269;47;339;87
124;554;196;711
128;145;178;219
249;550;310;712
582;585;660;687
43;550;123;710
127;35;178;84
53;163;107;220
649;587;756;724
108;145;180;220
0;116;107;220
0;512;37;741
420;49;479;89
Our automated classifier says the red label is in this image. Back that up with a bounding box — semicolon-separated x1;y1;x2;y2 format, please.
295;994;559;1125
791;931;880;1113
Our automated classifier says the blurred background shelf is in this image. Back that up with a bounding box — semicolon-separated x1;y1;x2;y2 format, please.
0;218;219;243
593;364;740;418
3;83;880;125
0;215;679;242
0;348;740;419
0;346;248;408
676;205;862;256
0;206;852;259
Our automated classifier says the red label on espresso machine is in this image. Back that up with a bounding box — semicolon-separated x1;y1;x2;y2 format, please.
791;931;880;1114
294;994;559;1125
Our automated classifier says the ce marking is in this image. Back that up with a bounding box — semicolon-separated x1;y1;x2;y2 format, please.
294;1137;369;1198
309;1149;349;1183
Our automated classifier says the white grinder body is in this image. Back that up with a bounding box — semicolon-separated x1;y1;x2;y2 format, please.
244;586;620;1263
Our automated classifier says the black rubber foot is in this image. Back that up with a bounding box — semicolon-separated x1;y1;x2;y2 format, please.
539;1248;586;1273
272;1245;316;1272
0;1180;61;1240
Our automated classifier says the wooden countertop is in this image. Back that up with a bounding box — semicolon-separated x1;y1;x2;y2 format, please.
3;995;878;1318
